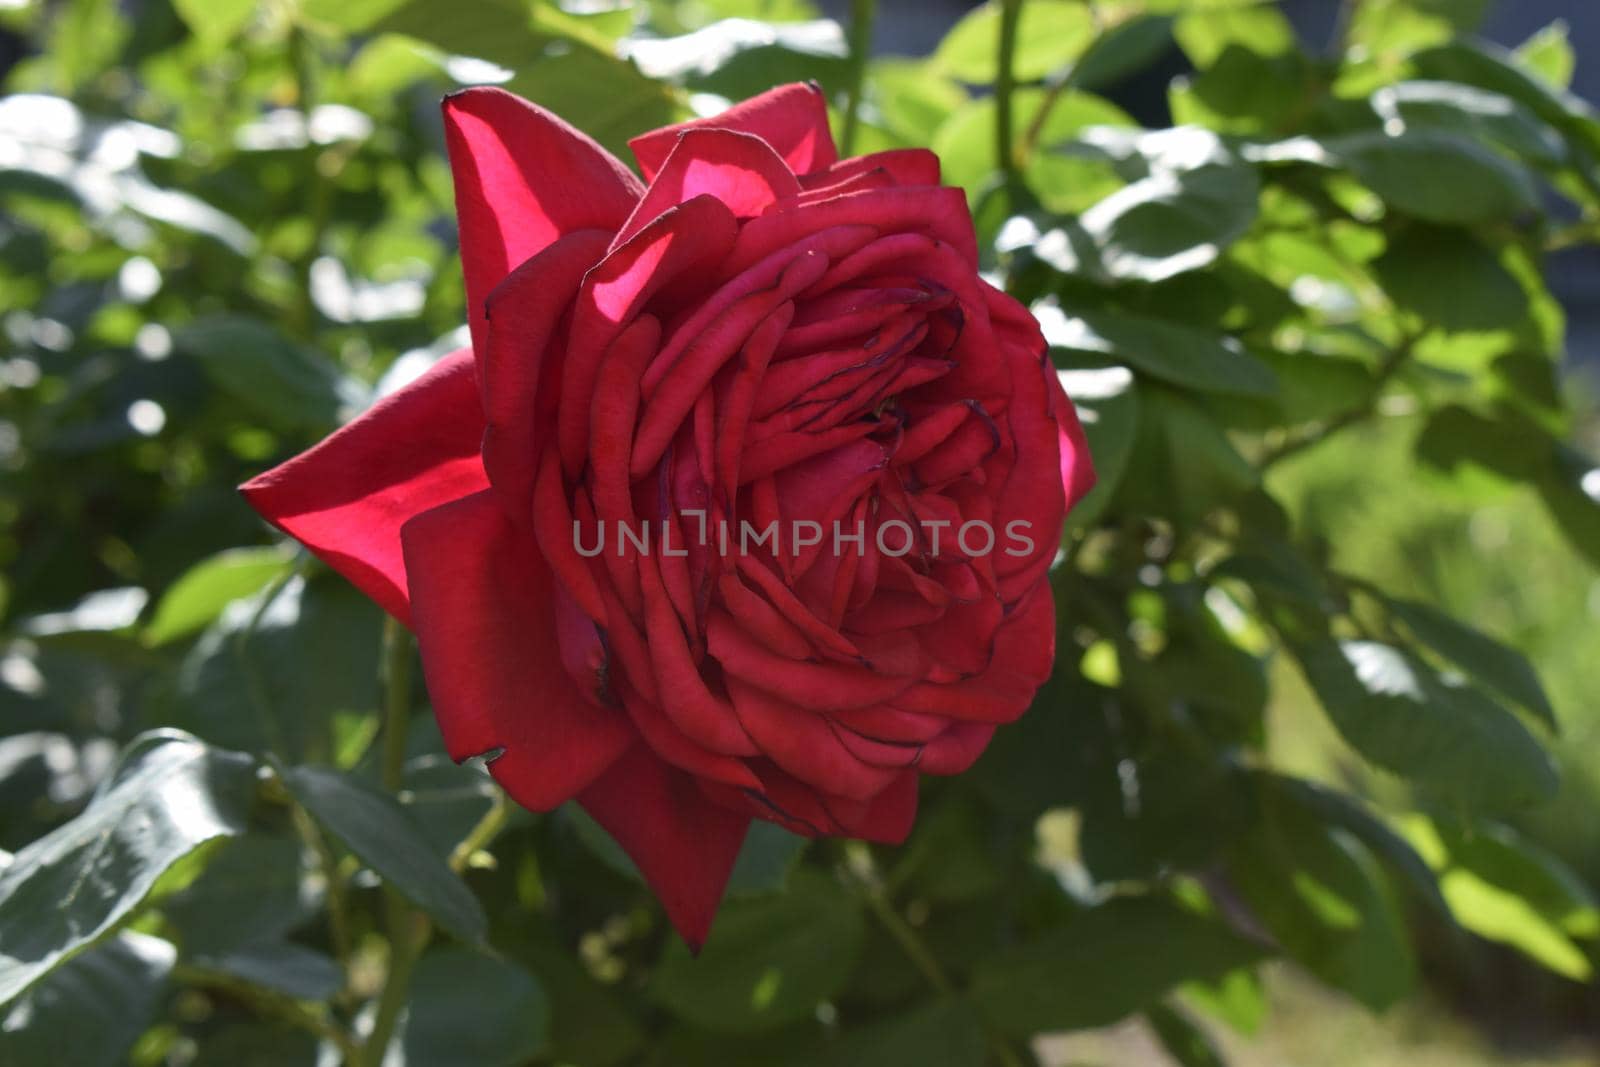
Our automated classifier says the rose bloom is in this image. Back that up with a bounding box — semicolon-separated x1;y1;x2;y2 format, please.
243;83;1094;947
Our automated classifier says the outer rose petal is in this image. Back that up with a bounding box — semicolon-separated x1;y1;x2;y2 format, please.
239;349;485;624
579;744;751;951
1051;369;1098;511
629;82;837;182
442;87;644;358
401;490;634;811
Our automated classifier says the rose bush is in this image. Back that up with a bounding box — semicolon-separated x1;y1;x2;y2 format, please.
241;82;1094;946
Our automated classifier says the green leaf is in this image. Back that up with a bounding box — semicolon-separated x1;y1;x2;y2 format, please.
0;731;254;1006
397;947;548;1066
0;932;176;1067
170;0;255;43
160;835;313;957
971;897;1264;1035
512;925;644;1067
1146;1002;1227;1067
1293;640;1558;812
1409;42;1600;159
1372;81;1567;167
1513;20;1575;91
727;821;807;895
279;765;487;944
932;0;1095;84
1382;595;1556;731
1072;15;1174;91
1538;448;1600;570
1044;306;1276;396
1274;776;1450;920
371;0;532;66
1373;225;1528;332
1120;386;1259;526
1415;404;1551;485
1174;5;1296;67
1170;43;1313;136
167;573;384;759
1056;366;1139;533
624;18;848;101
144;545;294;646
651;870;865;1033
504;49;679;160
932;88;1134;197
1228;794;1415;1010
1325;130;1541;225
190;941;342;1001
173;316;366;434
300;0;410;32
890;798;1002;903
1057;126;1260;282
1439;869;1591;980
1423;819;1598;979
820;997;988;1067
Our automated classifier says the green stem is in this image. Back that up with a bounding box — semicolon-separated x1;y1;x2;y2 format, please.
995;0;1025;191
291;802;355;979
841;842;1029;1067
358;899;430;1067
840;0;877;157
287;25;326;341
1258;336;1414;470
356;617;430;1067
1017;3;1106;164
379;616;413;793
177;965;356;1058
449;786;512;874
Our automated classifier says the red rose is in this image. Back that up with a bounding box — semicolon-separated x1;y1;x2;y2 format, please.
242;83;1094;947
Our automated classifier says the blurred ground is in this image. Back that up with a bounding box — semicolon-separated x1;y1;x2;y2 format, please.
1038;966;1599;1067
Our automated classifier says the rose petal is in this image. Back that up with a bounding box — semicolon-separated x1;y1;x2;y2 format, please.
481;229;611;515
707;610;914;710
631;250;829;478
401;490;634;810
240;349;485;624
629;82;836;182
642;558;759;756
920;722;996;775
442;87;643;358
620;684;762;791
560;196;738;478
798;148;941;191
726;676;901;800
727;187;979;277
615;128;801;249
579;744;750;951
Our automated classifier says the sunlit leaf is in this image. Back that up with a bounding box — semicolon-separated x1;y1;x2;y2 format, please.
0;731;254;1005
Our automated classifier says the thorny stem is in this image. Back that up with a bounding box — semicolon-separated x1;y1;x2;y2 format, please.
840;0;877;156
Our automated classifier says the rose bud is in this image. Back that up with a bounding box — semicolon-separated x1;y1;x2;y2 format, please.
243;83;1095;948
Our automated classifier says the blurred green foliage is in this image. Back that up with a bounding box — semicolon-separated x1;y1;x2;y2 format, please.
0;0;1597;1064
